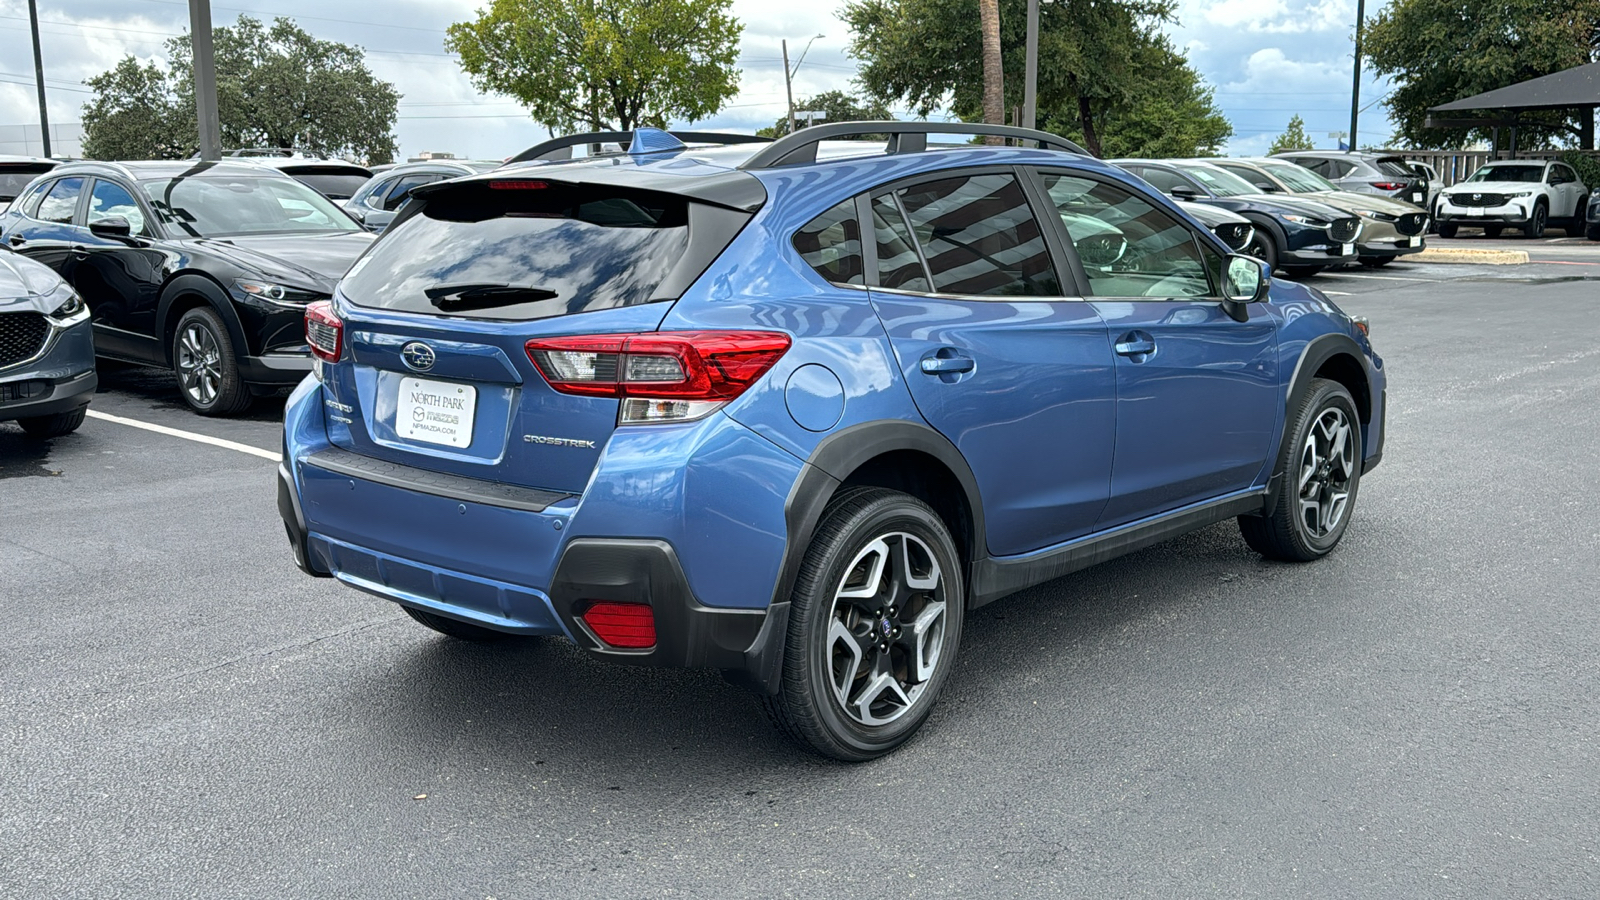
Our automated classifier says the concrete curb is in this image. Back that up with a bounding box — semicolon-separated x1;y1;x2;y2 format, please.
1413;247;1529;265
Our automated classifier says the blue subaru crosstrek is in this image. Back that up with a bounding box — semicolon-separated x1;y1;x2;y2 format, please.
278;123;1386;760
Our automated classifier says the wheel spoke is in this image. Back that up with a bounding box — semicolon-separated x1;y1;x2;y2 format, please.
849;669;914;726
907;599;946;683
827;618;865;710
837;538;890;606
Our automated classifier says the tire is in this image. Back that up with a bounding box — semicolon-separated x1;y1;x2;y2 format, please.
1483;225;1503;239
1437;223;1458;238
1358;257;1394;268
763;487;965;761
1239;378;1363;562
17;407;86;438
402;606;523;643
1280;265;1323;278
1568;198;1589;237
172;306;252;416
1243;229;1278;271
1588;222;1600;242
1522;203;1546;238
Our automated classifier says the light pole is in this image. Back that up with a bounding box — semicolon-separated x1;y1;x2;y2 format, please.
189;0;221;160
1348;0;1365;151
1022;0;1039;131
26;0;49;157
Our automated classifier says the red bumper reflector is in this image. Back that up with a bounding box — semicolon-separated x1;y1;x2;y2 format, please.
581;601;657;649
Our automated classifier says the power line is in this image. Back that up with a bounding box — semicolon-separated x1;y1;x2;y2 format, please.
112;0;451;35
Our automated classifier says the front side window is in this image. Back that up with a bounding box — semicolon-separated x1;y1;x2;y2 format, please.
140;175;357;237
1179;165;1260;198
1038;170;1212;299
38;176;85;225
793;199;864;286
892;172;1060;296
89;179;150;236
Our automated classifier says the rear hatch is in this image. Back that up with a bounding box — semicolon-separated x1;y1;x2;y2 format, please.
1373;157;1427;204
320;173;757;495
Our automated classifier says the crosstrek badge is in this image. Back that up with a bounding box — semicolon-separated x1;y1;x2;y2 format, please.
395;376;477;449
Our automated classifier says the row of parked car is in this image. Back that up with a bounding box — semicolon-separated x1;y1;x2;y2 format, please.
0;137;1593;436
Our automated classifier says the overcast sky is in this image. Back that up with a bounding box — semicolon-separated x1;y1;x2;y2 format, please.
0;0;1394;160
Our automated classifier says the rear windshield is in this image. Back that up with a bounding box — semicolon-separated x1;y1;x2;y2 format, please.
288;170;372;199
0;164;55;201
1374;158;1417;178
1177;164;1259;197
339;180;751;321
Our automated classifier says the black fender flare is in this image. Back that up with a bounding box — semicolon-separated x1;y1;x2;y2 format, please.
1240;212;1289;257
156;273;249;366
1261;332;1372;512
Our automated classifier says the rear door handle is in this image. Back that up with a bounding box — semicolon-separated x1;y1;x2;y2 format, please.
1114;336;1156;357
920;355;975;374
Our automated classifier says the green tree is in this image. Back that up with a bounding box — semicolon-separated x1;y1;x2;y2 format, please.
81;16;399;162
756;90;893;137
1268;114;1316;154
446;0;742;133
1365;0;1600;148
844;0;1230;158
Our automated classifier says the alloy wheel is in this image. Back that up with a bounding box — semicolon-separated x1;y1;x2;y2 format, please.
176;322;223;407
1298;407;1355;538
825;532;948;727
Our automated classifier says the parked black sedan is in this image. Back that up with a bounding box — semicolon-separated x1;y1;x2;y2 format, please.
1112;159;1363;278
0;161;374;415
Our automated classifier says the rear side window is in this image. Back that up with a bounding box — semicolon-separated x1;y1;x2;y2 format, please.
14;180;48;216
793;199;864;286
341;180;751;321
893;173;1060;297
38;177;85;224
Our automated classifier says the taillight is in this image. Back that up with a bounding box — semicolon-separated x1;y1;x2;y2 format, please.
581;601;656;649
305;300;343;363
489;179;549;190
1369;182;1406;191
526;331;791;424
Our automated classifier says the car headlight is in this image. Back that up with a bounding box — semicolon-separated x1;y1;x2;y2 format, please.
1280;214;1329;226
1508;191;1533;199
233;279;323;305
43;282;85;319
1350;209;1383;220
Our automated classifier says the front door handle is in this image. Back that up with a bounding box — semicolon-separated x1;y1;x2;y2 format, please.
7;234;25;247
920;354;975;374
1114;335;1156;357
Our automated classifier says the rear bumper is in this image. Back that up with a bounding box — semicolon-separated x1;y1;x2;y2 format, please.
277;377;799;692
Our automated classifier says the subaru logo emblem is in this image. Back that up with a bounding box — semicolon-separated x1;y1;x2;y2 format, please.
401;341;436;372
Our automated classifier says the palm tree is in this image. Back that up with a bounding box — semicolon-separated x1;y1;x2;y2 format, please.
979;0;1004;144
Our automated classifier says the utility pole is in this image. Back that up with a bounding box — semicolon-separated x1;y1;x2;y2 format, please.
189;0;221;160
782;40;796;136
1348;0;1365;151
26;0;50;157
1022;0;1039;131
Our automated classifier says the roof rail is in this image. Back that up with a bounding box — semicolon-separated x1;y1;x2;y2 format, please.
505;130;771;164
737;120;1090;170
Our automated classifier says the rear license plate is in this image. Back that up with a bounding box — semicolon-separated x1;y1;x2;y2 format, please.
396;376;477;448
1341;242;1354;256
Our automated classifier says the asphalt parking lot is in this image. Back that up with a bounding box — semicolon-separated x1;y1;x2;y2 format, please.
4;246;1599;898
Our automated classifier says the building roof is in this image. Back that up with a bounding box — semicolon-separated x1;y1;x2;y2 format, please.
1430;62;1600;112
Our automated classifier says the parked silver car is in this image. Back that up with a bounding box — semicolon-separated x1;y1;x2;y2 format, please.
343;159;502;233
1273;151;1430;206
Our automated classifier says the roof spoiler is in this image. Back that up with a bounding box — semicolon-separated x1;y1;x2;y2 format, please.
738;120;1092;169
505;130;771;164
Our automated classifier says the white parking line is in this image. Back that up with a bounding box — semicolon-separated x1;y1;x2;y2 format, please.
85;409;282;462
1322;272;1440;282
1321;290;1353;296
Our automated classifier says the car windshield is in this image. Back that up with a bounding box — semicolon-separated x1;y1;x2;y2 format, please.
289;172;372;200
1264;163;1338;193
1177;164;1259;197
138;175;357;237
1466;165;1544;184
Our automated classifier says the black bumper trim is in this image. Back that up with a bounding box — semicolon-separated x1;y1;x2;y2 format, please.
239;352;314;385
547;538;787;694
0;370;96;420
301;447;574;513
277;463;330;577
1362;388;1386;475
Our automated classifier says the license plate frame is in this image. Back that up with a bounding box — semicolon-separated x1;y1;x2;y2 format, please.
395;376;478;449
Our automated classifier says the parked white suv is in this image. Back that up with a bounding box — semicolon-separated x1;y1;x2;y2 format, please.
1435;159;1589;239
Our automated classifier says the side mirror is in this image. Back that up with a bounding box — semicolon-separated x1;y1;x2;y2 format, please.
345;206;366;224
1170;186;1200;201
89;216;132;238
1257;182;1283;193
1222;255;1269;321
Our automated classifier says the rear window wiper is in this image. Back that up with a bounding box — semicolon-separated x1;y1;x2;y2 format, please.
424;283;559;312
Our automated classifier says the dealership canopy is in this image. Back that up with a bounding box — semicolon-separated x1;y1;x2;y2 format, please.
1428;62;1600;150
